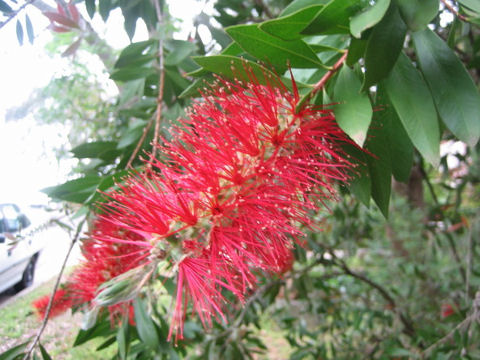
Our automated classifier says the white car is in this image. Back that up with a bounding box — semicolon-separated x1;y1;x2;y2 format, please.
0;203;43;293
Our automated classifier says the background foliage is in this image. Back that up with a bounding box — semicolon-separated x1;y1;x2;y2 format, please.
1;0;480;358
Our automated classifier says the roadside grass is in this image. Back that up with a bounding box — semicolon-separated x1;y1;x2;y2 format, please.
0;275;116;359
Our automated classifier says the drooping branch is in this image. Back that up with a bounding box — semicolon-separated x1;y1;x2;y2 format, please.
150;0;166;163
23;218;86;360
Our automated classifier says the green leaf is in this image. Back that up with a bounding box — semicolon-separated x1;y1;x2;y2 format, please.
260;5;323;41
350;0;390;38
16;20;24;46
377;84;414;182
85;0;96;19
301;0;363;35
363;3;407;90
280;0;329;16
165;40;197;66
99;0;112;21
42;176;102;203
0;341;29;360
345;144;371;207
226;24;324;69
25;14;34;44
412;29;480;147
39;344;53;360
117;319;130;360
366;116;392;218
74;316;114;347
110;67;157;82
115;40;155;68
134;298;159;350
71;141;118;160
333;65;372;146
383;52;440;166
0;0;13;13
346;37;366;67
457;0;480;13
396;0;439;31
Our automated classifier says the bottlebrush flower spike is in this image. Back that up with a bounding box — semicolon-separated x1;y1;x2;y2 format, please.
94;67;358;339
32;288;72;320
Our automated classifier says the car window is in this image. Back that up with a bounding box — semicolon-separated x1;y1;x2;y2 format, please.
2;205;20;233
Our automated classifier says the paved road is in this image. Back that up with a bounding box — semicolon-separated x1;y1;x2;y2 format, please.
0;220;82;308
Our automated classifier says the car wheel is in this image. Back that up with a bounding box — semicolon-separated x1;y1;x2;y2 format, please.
14;256;37;292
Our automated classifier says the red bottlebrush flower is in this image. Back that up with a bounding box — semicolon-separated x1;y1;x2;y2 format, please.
32;288;72;320
68;217;151;324
441;303;455;318
94;68;358;339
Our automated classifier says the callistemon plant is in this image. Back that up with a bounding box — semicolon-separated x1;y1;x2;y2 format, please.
35;70;358;340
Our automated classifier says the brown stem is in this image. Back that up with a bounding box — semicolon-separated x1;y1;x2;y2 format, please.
125;118;154;169
311;51;348;97
441;0;468;21
23;218;86;360
333;256;416;338
0;0;36;30
150;0;166;165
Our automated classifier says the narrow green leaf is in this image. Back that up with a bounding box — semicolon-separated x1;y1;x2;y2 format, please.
0;0;13;13
413;29;480;147
383;52;440;166
165;40;197;66
71;141;118;159
99;0;112;21
301;0;362;35
221;42;244;56
346;37;366;67
134;298;159;350
280;0;329;16
259;5;323;41
366;116;392;218
39;344;53;360
396;0;439;31
110;67;156;82
350;0;390;38
85;0;96;18
115;40;155;68
42;176;102;203
117;320;129;360
333;65;372;146
74;315;113;347
16;20;24;46
25;14;34;44
0;341;29;360
377;84;414;182
457;0;480;13
363;3;407;90
226;24;324;69
345;144;371;207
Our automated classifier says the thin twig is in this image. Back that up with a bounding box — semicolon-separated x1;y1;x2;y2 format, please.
310;51;348;98
440;0;468;22
150;0;166;164
332;255;416;338
125;118;154;169
422;291;480;357
0;0;36;30
419;162;467;283
23;218;86;360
